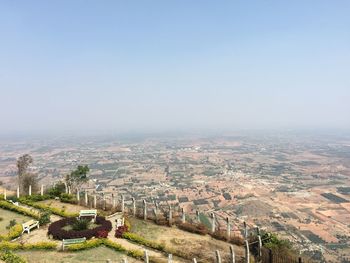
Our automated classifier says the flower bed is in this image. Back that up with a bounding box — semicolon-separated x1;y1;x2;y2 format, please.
48;216;112;240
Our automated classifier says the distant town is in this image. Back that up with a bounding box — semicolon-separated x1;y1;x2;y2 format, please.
0;132;349;262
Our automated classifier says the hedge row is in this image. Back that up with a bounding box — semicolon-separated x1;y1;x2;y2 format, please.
0;241;57;250
0;200;40;220
0;225;23;241
66;239;145;262
0;250;27;263
122;232;165;251
48;216;112;240
18;199;78;218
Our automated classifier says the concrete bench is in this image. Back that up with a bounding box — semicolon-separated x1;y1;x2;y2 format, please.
79;209;97;221
22;219;39;234
61;237;86;250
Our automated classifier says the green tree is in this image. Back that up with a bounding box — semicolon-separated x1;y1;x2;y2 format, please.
65;165;89;192
16;154;38;195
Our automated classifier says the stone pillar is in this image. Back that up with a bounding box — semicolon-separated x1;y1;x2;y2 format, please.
17;187;20;198
143;200;147;220
181;208;186;223
196;210;200;223
3;189;6;200
244;240;250;263
215;250;222;263
229;245;235;263
85;191;88;206
40;184;44;196
121;195;125;213
243;221;248;239
144;249;149;263
28;185;32;196
132;197;136;216
168;254;173;263
226;217;231;239
211;213;216;233
94;195;97;208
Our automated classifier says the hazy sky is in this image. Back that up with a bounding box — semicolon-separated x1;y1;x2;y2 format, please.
0;1;349;135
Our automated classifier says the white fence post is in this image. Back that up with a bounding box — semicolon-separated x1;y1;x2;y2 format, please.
215;250;222;263
230;245;235;263
144;249;149;263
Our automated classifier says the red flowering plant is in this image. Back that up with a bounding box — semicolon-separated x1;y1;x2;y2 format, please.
96;230;109;238
115;225;129;238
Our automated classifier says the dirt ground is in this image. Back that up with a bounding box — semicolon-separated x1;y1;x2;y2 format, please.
128;217;243;262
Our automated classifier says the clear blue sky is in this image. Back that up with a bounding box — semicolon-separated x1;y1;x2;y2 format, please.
0;1;349;135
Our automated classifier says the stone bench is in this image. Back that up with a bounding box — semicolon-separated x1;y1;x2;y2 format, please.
79;209;97;221
61;237;86;250
22;219;39;234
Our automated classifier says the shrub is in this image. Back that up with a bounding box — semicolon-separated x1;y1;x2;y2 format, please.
0;241;57;251
0;250;27;263
46;183;66;197
60;193;77;204
38;210;51;225
96;230;109;238
122;232;165;251
6;220;17;230
177;222;207;235
72;219;90;231
22;242;57;250
115;225;128;238
0;225;23;241
48;216;112;240
18;199;77;218
0;200;40;220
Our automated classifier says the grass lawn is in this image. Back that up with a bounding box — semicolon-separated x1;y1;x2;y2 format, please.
0;208;32;234
17;246;142;263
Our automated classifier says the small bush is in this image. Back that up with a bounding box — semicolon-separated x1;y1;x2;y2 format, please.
38;210;51;225
122;232;165;251
0;250;27;263
96;230;109;238
0;224;23;241
46;183;66;197
6;220;17;230
115;225;128;238
177;222;207;235
72;219;90;231
60;193;77;204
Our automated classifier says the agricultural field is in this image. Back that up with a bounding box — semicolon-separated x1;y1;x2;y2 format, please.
16;246;141;263
0;208;32;234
